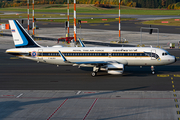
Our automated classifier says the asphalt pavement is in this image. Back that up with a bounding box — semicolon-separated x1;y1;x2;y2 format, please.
0;49;179;90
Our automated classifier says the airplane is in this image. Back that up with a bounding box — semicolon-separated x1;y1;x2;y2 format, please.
6;20;177;77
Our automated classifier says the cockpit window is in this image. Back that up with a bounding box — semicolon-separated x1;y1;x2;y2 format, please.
166;52;170;55
162;52;170;56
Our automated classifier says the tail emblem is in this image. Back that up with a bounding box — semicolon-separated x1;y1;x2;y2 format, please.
11;29;15;32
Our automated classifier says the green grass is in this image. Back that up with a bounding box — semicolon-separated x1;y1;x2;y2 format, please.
0;13;103;19
0;8;134;23
142;19;180;26
0;4;180;15
44;4;66;8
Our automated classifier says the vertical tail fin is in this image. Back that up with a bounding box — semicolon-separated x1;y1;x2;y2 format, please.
9;20;40;48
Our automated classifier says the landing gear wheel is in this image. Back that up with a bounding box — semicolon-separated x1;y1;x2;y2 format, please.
91;72;97;77
151;66;155;75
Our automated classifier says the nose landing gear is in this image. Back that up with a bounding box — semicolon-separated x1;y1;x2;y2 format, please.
151;66;155;75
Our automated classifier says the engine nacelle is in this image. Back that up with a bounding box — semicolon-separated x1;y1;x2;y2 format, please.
106;64;124;75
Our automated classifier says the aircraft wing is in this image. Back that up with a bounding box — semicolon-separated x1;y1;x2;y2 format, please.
72;61;122;68
58;50;124;66
73;61;108;65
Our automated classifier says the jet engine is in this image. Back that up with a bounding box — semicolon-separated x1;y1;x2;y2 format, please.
106;64;124;75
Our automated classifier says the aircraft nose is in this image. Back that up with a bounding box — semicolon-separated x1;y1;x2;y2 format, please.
169;56;176;63
172;56;177;63
175;57;177;62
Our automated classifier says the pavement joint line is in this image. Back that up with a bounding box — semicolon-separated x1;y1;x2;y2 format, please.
83;98;98;120
47;98;68;120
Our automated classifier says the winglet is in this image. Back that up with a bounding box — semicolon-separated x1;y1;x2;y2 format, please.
58;50;70;63
78;38;86;47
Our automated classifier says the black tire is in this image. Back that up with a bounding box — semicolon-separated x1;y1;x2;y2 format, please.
91;72;97;77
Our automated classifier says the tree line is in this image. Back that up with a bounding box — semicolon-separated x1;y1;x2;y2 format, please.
1;0;180;9
130;0;180;9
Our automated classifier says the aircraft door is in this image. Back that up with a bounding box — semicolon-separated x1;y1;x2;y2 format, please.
108;53;112;58
38;49;43;60
151;49;156;60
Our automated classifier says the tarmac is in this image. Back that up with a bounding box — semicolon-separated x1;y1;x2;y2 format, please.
1;27;180;120
1;27;180;48
0;90;179;120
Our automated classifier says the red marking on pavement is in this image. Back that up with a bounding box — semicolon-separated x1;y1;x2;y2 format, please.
161;21;169;23
84;92;96;93
81;21;87;23
175;19;179;21
83;98;98;120
3;95;14;97
1;96;180;100
102;19;107;21
47;99;68;120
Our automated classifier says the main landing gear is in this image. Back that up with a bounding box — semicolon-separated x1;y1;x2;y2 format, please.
91;66;100;77
151;66;155;75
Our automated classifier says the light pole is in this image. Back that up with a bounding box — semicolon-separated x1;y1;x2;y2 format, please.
119;0;121;42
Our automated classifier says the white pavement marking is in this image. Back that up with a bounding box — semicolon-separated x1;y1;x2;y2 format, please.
76;91;81;95
16;93;23;98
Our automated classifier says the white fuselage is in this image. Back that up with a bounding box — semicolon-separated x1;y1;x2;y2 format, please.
6;47;176;66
